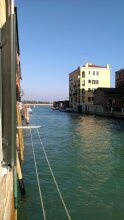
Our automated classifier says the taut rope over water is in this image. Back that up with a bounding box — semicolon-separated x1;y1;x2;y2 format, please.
36;128;72;220
30;128;46;220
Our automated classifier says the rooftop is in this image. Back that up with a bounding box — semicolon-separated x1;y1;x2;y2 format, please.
83;63;109;68
115;69;124;74
95;87;124;96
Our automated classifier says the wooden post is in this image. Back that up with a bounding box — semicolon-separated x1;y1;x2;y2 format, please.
24;105;29;124
16;103;24;160
17;152;25;195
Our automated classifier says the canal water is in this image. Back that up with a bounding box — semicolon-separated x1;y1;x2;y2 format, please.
18;106;124;220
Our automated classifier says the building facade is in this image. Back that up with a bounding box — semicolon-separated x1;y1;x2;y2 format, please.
69;62;111;110
94;88;124;111
115;69;124;88
0;1;24;219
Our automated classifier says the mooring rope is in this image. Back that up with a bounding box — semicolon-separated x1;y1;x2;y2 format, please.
30;128;46;220
36;128;72;220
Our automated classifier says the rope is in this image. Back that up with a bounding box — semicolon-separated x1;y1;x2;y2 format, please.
30;128;46;220
17;125;41;129
36;128;72;220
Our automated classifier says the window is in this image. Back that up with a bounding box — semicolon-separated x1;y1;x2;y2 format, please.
93;71;95;75
88;88;91;92
92;80;99;84
92;97;95;101
82;80;85;86
88;97;91;102
88;80;91;83
89;71;90;75
96;71;99;76
82;97;85;103
82;71;85;78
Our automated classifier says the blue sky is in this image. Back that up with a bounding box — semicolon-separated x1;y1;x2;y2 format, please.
15;0;124;102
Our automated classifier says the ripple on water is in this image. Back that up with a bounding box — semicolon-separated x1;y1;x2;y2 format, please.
18;107;124;220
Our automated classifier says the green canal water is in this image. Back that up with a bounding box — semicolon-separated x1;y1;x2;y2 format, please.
18;106;124;220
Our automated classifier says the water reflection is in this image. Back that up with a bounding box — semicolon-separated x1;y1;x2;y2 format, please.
18;107;124;220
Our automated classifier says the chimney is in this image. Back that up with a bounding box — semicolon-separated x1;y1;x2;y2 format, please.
85;62;89;67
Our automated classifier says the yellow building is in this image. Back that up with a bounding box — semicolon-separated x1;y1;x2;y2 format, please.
69;62;111;110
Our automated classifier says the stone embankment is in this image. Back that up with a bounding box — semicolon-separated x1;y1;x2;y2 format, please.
75;104;124;119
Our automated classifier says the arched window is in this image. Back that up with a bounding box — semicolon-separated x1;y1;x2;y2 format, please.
82;71;85;78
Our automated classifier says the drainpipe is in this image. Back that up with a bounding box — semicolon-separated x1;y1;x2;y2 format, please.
0;25;3;164
11;0;14;14
11;0;18;209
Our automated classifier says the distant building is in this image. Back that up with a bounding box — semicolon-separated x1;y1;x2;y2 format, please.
94;88;124;111
53;100;69;109
69;62;111;110
115;69;124;88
